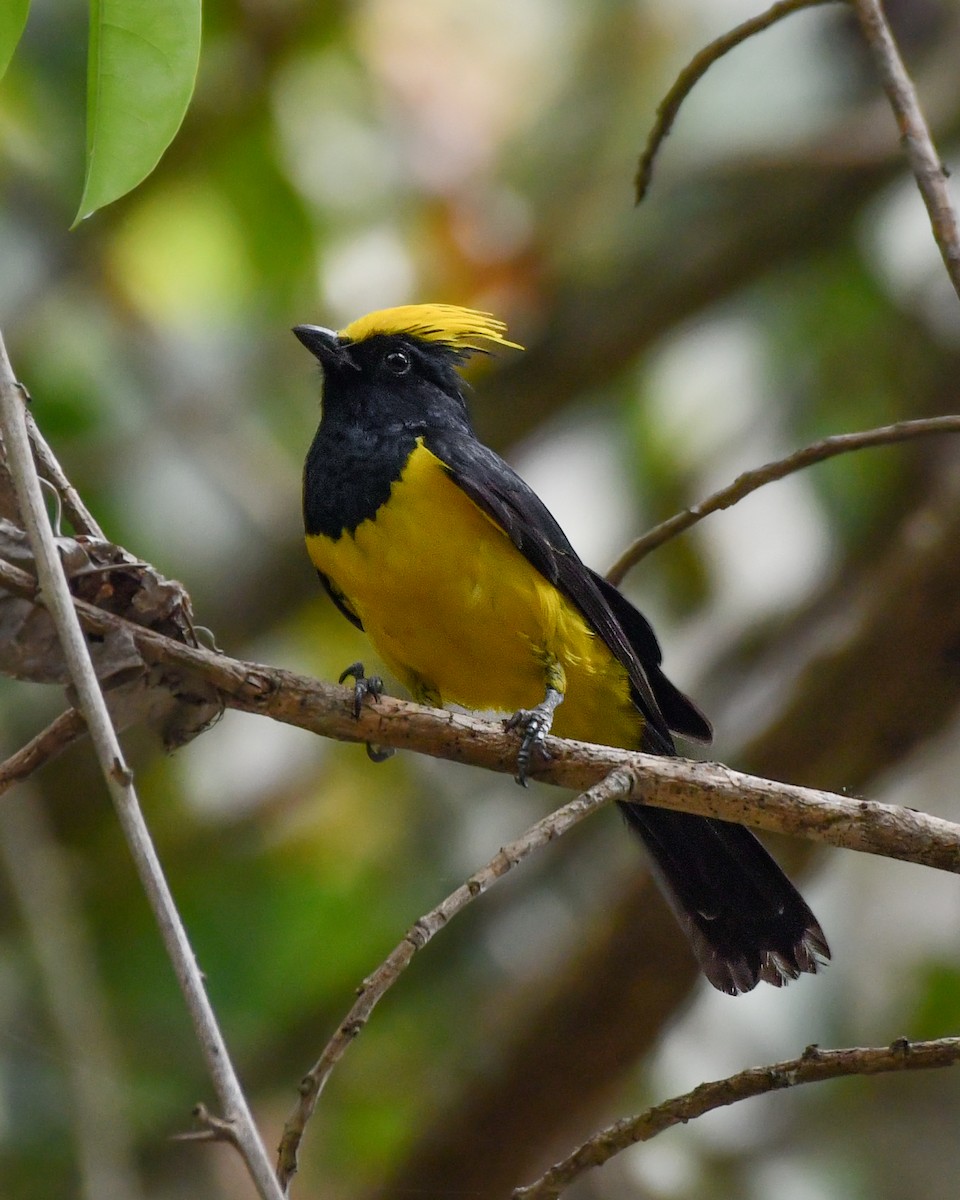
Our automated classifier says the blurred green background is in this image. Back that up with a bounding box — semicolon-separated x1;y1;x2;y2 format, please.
3;1;960;1197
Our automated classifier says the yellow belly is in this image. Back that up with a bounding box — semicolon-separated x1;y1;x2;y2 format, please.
306;441;641;750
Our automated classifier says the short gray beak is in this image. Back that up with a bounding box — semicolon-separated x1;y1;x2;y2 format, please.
292;325;357;370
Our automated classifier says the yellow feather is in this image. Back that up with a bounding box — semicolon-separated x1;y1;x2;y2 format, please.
305;440;639;748
338;303;523;352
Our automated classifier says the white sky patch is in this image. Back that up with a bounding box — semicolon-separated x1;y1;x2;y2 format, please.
624;1137;704;1197
180;709;321;820
862;173;960;345
320;227;416;324
703;471;831;615
360;0;579;190
645;318;761;465
119;451;249;587
651;0;842;158
272;50;399;214
512;414;637;571
481;886;581;981
749;1156;851;1200
645;316;832;619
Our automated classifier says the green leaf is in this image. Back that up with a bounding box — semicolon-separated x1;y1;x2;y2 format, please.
0;0;30;81
74;0;201;226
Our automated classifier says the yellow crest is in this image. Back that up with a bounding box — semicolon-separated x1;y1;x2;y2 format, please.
338;304;523;353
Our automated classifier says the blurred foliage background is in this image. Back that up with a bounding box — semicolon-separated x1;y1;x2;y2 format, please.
2;0;960;1197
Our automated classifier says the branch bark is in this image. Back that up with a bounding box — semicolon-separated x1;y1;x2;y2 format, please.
0;335;284;1200
854;0;960;300
23;405;104;538
606;414;960;583
634;0;838;203
0;708;86;797
276;768;635;1190
1;552;956;874
515;1037;960;1199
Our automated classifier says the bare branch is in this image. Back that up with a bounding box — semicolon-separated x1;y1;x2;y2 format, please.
275;767;633;1189
1;550;956;875
635;0;837;203
606;414;960;583
232;673;960;874
3;381;959;1195
853;0;960;301
0;333;284;1200
515;1036;960;1199
23;406;105;539
0;708;86;798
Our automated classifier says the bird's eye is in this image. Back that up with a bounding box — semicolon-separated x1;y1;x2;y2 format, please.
384;350;411;376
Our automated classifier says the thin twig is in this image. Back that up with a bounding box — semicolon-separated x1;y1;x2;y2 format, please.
24;406;105;539
0;708;87;798
606;414;960;584
0;333;284;1200
276;767;634;1191
635;0;837;203
853;0;960;301
514;1036;960;1198
0;551;958;874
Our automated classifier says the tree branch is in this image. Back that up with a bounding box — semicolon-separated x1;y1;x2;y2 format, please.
1;552;956;874
853;0;960;301
276;767;634;1190
635;0;838;203
3;361;960;1193
606;414;960;583
0;708;87;798
514;1036;960;1199
0;334;284;1200
23;405;105;539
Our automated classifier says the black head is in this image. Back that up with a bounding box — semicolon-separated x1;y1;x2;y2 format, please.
293;304;521;436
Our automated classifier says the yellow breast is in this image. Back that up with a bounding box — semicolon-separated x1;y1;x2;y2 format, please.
306;440;641;749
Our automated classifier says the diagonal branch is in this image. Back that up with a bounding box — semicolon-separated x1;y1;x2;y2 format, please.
0;334;284;1200
635;0;838;203
0;708;87;798
0;551;957;874
514;1036;960;1199
23;406;105;539
276;767;634;1190
635;0;960;294
606;414;960;583
853;0;960;300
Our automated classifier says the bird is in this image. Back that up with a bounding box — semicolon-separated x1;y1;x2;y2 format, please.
294;303;829;995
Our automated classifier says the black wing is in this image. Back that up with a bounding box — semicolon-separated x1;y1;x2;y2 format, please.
428;430;684;752
588;569;712;742
318;570;364;631
429;430;829;996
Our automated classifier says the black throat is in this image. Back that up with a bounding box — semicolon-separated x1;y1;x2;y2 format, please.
302;333;475;539
303;416;420;539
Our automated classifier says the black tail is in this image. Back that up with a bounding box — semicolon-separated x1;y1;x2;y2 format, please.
587;568;829;993
619;801;830;995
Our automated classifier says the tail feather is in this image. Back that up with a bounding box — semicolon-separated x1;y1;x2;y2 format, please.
589;570;828;994
619;802;830;995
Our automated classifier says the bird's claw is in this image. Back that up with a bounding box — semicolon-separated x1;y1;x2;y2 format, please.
365;743;394;763
504;707;553;787
506;710;552;787
505;686;564;786
339;661;385;719
339;662;394;764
